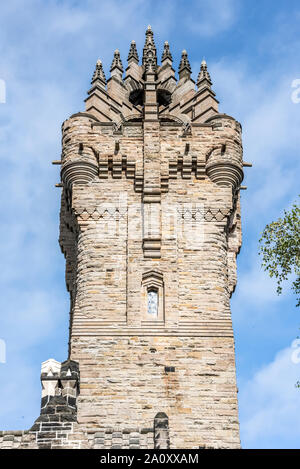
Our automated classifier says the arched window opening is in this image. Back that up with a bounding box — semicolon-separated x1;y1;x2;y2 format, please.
142;271;164;322
147;289;158;317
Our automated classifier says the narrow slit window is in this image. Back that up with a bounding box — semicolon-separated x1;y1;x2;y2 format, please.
147;289;158;317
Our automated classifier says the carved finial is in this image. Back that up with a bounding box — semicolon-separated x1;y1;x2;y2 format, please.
145;25;154;43
161;41;173;63
91;59;106;86
143;25;157;73
197;59;212;89
178;50;192;79
128;40;139;64
110;49;124;73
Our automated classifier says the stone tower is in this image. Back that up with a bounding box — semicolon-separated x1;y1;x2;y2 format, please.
0;27;249;450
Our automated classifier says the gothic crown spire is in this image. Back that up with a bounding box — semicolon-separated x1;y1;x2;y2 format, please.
142;25;157;73
91;59;106;85
110;49;124;72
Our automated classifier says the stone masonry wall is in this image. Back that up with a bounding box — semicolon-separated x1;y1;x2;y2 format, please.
58;113;242;449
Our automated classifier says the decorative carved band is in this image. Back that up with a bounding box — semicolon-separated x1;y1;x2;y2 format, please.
75;206;127;221
73;206;231;223
177;206;230;222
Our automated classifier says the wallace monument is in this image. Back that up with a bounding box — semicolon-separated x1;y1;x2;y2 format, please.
0;26;250;449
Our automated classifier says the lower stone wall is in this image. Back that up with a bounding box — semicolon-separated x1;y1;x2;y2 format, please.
71;335;240;449
0;425;227;449
92;428;154;449
0;334;240;449
0;431;37;449
0;426;154;450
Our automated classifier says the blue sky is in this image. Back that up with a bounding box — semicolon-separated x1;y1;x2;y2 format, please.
0;0;299;449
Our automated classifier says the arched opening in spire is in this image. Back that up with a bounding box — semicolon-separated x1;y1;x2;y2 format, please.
157;88;172;107
129;88;143;106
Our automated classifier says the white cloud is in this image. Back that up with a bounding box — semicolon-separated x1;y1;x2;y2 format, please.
184;0;238;37
240;345;300;448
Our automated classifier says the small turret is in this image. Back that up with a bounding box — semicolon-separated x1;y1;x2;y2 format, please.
178;50;192;80
85;59;111;119
197;59;212;90
125;39;143;101
107;49;126;102
161;41;173;65
170;49;194;108
192;59;219;122
110;49;124;80
91;59;106;89
128;40;139;65
158;41;176;98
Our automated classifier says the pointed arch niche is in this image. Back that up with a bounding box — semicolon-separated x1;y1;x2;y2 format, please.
142;271;165;323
